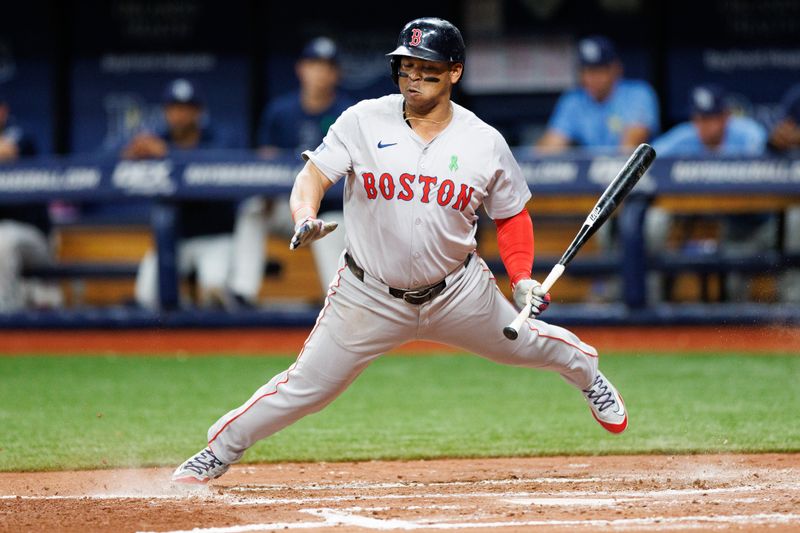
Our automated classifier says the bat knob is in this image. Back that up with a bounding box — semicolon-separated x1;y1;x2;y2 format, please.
503;326;519;341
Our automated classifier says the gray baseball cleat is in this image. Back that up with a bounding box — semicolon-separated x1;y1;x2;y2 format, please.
171;447;230;484
582;371;628;434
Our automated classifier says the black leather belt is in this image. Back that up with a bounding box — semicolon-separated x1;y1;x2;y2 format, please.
344;252;470;305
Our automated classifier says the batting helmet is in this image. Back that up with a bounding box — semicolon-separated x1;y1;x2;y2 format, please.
386;17;466;85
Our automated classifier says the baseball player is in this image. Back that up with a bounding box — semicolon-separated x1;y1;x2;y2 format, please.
172;17;628;484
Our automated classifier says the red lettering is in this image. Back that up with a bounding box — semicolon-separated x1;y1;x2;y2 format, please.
409;28;422;47
419;175;437;203
437;179;455;206
362;172;377;199
363;171;473;211
452;184;475;211
379;172;395;200
398;173;415;201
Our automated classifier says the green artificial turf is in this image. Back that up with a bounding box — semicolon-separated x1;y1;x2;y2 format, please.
0;352;798;471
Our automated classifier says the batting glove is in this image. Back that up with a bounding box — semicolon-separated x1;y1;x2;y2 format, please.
512;278;551;318
289;216;338;250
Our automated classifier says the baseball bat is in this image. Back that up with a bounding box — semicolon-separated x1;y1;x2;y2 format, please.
503;143;657;340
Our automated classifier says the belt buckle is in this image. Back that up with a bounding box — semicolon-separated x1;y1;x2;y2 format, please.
403;287;432;305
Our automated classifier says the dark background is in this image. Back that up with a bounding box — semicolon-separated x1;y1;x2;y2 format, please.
1;0;798;155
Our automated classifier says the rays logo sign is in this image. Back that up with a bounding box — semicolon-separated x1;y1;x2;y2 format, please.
112;161;176;196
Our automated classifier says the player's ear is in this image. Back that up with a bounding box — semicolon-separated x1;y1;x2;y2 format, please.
449;63;463;84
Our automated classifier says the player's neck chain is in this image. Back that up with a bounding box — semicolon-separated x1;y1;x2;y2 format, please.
403;104;453;125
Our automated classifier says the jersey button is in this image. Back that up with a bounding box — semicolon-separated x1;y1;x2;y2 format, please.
413;252;420;258
415;218;422;225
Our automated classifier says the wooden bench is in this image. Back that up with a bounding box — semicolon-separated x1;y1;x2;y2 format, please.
27;227;297;307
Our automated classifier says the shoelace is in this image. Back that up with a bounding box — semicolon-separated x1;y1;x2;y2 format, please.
184;450;224;475
583;376;617;413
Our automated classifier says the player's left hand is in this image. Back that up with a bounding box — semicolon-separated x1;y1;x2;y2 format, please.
289;216;338;250
512;278;551;318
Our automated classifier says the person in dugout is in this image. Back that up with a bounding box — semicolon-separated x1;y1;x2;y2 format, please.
0;93;62;312
649;83;769;303
124;79;265;310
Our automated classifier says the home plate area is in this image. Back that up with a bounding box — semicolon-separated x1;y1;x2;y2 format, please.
2;454;799;532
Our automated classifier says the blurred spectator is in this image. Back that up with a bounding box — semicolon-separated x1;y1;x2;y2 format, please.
257;36;354;292
652;84;766;156
651;84;770;302
0;95;37;161
768;84;800;153
536;35;660;153
127;78;264;310
122;78;238;158
536;35;660;302
767;83;800;303
0;95;62;311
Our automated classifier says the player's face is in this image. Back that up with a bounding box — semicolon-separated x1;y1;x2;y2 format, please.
164;103;203;133
398;57;462;112
693;112;728;148
580;62;621;102
296;59;340;93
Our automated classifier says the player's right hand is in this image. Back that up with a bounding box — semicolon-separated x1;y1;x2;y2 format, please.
289;216;338;250
512;278;550;318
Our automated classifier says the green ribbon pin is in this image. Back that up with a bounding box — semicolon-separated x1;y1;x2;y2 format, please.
449;155;459;172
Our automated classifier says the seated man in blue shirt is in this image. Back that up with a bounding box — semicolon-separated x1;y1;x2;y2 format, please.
651;84;770;302
124;79;264;310
257;37;354;294
122;79;239;159
653;84;766;156
536;35;659;153
537;35;660;302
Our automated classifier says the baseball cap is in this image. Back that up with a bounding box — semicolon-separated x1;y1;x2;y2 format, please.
300;36;339;63
577;35;618;67
690;84;728;116
162;78;204;106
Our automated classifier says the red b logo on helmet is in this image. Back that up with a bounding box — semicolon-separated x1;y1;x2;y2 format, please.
409;28;422;46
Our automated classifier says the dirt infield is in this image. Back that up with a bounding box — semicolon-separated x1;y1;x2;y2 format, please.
1;454;799;532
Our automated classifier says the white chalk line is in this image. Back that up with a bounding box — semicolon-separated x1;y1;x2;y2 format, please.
2;482;796;506
224;485;775;506
226;476;607;492
6;477;800;532
504;496;763;508
139;511;800;533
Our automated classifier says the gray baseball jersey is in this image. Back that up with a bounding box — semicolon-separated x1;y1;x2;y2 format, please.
303;94;531;289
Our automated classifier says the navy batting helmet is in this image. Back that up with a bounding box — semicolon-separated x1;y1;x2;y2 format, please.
386;17;466;85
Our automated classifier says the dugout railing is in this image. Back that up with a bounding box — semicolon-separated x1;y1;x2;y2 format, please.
1;151;799;328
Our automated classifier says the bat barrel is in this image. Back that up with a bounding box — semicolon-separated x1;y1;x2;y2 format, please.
558;144;656;267
602;144;656;205
502;144;657;341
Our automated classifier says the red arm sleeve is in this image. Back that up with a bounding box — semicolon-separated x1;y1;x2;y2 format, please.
494;208;534;288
